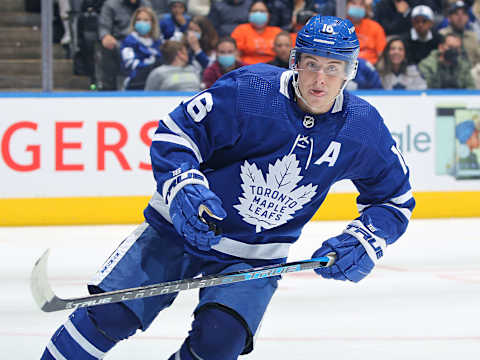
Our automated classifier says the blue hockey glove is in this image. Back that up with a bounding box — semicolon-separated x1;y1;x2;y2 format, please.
312;221;386;283
170;184;226;251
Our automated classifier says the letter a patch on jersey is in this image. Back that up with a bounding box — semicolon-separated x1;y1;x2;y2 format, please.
234;154;317;232
314;141;341;167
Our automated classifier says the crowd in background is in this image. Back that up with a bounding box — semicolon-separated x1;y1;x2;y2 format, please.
52;0;480;91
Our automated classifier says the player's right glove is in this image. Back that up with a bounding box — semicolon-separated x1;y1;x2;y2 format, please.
312;220;386;283
164;166;226;251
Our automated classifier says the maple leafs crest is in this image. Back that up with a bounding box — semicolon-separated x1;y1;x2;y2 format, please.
234;154;317;232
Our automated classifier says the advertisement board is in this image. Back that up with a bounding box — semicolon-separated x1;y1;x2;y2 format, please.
1;91;479;225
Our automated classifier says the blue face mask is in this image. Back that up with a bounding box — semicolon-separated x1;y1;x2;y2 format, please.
249;11;268;27
218;54;236;68
135;20;151;35
347;6;366;19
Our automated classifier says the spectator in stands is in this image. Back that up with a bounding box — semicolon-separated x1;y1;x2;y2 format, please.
231;1;282;65
57;0;72;45
150;0;170;17
121;7;163;89
264;0;294;30
267;31;292;68
202;37;245;88
419;33;475;88
304;0;336;16
290;9;316;44
373;0;416;36
160;0;191;41
346;0;386;65
376;36;427;89
73;0;104;86
97;0;152;90
439;1;480;67
346;58;383;90
208;0;253;37
145;40;201;90
187;0;211;16
401;5;440;65
184;15;219;75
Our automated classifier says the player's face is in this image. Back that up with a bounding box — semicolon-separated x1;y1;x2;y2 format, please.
296;54;346;114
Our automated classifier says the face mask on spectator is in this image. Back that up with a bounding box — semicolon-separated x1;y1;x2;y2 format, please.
218;54;236;68
135;20;151;35
249;11;268;26
347;6;365;19
444;48;459;66
192;31;202;40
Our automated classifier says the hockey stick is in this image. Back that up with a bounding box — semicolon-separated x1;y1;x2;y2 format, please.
30;249;335;313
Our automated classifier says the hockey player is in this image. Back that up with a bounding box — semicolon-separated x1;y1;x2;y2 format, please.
41;15;415;360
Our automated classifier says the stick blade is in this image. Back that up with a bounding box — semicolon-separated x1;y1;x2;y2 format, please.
30;249;57;312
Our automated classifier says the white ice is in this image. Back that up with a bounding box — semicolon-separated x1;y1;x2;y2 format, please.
0;218;479;359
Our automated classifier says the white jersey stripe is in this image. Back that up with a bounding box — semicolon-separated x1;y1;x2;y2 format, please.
161;115;203;163
64;319;106;359
148;192;291;260
390;189;413;204
89;222;148;286
211;237;291;260
153;133;195;152
383;203;412;220
46;341;68;360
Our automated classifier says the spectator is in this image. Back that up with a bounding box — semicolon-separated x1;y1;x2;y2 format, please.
376;36;427;89
150;0;169;17
290;9;316;44
160;0;191;41
439;1;480;67
208;0;253;37
145;40;201;90
347;0;386;65
303;0;336;16
187;0;211;16
73;0;104;85
373;0;414;36
231;1;282;64
401;5;441;65
57;0;72;45
264;0;294;29
418;33;475;88
267;31;292;68
97;0;152;90
120;7;163;89
184;15;219;75
346;57;383;89
202;37;245;88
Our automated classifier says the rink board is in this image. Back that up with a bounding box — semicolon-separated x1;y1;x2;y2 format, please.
1;90;479;225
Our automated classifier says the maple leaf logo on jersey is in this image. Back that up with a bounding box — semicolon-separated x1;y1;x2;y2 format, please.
234;154;317;232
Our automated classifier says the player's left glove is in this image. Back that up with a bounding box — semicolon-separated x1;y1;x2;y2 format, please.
164;165;226;251
312;220;386;283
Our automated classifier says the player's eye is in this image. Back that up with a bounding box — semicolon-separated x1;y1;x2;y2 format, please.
325;64;340;75
306;62;321;72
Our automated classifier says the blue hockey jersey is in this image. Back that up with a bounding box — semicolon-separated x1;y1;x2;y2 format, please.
144;63;415;263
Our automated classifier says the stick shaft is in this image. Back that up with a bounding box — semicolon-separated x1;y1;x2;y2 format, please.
31;249;334;312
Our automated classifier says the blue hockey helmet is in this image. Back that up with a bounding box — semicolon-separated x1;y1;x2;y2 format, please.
290;16;360;80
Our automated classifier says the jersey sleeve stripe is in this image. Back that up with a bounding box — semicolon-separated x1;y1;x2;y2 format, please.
160;115;203;163
152;133;196;153
382;203;412;220
390;189;413;205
